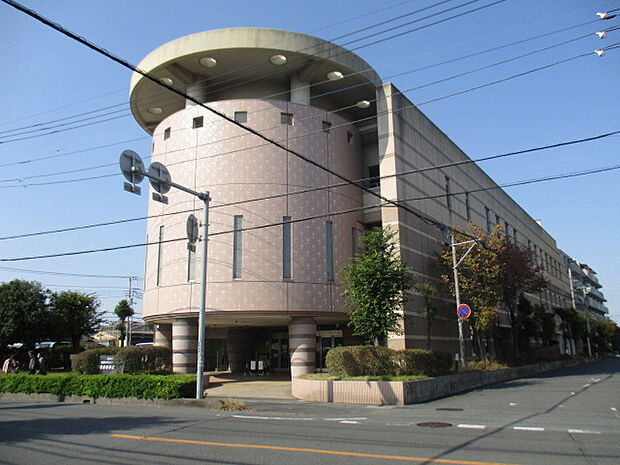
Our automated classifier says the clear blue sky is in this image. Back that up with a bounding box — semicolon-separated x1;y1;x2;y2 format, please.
1;0;618;323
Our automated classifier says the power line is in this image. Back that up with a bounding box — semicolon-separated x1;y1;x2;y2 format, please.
0;128;616;241
1;160;618;263
0;266;137;279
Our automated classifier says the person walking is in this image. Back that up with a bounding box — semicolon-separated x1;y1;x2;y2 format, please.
2;355;18;374
27;351;38;374
36;352;47;375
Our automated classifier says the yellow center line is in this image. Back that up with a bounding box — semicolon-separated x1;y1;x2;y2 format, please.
111;433;522;465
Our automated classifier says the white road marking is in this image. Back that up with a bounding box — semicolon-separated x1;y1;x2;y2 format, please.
583;383;591;388
570;392;576;395
339;420;359;424
568;429;601;435
611;407;617;412
457;424;486;430
324;417;367;421
509;402;517;406
513;426;545;432
232;415;313;421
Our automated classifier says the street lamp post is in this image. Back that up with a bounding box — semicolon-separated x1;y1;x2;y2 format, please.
120;150;211;399
581;287;593;358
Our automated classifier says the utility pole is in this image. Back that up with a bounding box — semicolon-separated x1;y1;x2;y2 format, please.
568;265;592;358
120;150;211;399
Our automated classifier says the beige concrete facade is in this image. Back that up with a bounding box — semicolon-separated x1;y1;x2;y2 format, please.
131;27;573;376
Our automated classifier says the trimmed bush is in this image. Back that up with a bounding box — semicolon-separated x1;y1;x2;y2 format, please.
466;360;508;371
326;346;397;377
71;347;120;374
396;349;453;377
326;346;453;378
114;346;171;375
0;373;194;399
71;346;171;375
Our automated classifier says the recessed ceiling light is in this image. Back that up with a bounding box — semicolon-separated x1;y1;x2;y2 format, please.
199;57;218;68
356;100;371;109
326;71;344;81
160;77;173;86
148;107;163;115
270;54;287;66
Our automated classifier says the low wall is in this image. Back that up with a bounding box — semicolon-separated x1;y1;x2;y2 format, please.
292;360;578;405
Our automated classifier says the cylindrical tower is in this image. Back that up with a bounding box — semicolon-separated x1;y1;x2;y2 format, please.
129;28;380;375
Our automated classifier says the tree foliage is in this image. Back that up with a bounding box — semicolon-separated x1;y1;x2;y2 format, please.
414;281;438;349
0;280;51;348
342;227;414;345
50;291;103;352
114;299;134;346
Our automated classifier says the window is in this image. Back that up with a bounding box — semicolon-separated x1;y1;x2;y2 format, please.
322;121;332;133
187;247;196;281
326;221;334;282
283;216;292;279
156;226;164;286
367;165;380;188
485;207;492;232
234;111;247;123
347;131;354;144
465;192;471;221
281;112;293;125
505;222;511;239
233;216;243;279
445;176;452;212
163;127;171;140
495;214;501;228
352;228;362;255
192;116;203;128
513;228;518;244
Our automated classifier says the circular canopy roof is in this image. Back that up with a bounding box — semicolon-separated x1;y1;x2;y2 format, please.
129;28;381;133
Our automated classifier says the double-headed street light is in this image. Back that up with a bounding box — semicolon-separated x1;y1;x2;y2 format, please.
120;150;211;399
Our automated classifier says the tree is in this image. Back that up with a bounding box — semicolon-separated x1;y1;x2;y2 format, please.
342;227;414;345
51;291;103;352
439;224;502;359
114;299;134;346
414;281;438;349
496;238;547;358
0;280;51;348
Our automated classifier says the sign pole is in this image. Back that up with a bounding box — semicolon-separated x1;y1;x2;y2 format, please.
196;194;210;399
451;233;466;367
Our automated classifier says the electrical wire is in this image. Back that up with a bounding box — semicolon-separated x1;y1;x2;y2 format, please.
1;161;618;263
0;266;137;279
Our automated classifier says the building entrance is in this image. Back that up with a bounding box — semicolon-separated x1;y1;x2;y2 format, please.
316;329;343;371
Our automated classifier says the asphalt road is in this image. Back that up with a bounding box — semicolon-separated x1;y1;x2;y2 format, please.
1;357;618;465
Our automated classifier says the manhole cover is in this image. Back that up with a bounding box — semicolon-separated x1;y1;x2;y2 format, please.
417;422;453;428
436;408;463;411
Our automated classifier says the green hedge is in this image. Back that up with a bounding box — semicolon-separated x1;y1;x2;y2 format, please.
0;373;194;399
326;346;453;377
71;346;171;375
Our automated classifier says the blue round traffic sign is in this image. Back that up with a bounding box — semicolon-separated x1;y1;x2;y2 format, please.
457;303;472;319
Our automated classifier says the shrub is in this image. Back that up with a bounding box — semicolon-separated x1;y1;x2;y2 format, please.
326;346;397;377
71;347;119;374
114;346;172;375
466;360;508;371
0;373;194;399
44;344;72;371
396;349;453;377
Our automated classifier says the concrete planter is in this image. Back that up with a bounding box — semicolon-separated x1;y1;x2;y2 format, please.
292;360;578;405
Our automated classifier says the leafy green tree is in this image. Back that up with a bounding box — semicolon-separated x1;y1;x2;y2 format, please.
414;281;438;349
591;318;617;353
342;227;414;346
51;291;103;352
114;299;134;346
0;280;51;348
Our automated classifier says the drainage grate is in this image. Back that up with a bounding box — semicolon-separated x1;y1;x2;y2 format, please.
417;422;453;428
436;408;463;411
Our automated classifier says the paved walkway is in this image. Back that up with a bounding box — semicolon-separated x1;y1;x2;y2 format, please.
205;373;294;399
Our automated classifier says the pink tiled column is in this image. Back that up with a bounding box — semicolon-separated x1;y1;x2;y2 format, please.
172;318;197;374
154;323;172;349
289;317;316;378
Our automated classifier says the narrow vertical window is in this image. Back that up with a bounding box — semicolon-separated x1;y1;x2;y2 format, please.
367;165;380;188
233;215;243;279
156;226;164;286
187;248;196;281
281;112;293;125
163;127;171;140
322;121;332;133
465;192;471;221
326;221;334;282
234;111;247;123
485;207;492;232
352;228;362;256
513;228;518;244
192;116;203;128
444;176;452;212
283;216;292;279
347;131;354;144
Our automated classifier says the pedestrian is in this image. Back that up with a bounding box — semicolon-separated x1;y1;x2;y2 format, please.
36;352;47;375
27;350;38;374
2;355;18;374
